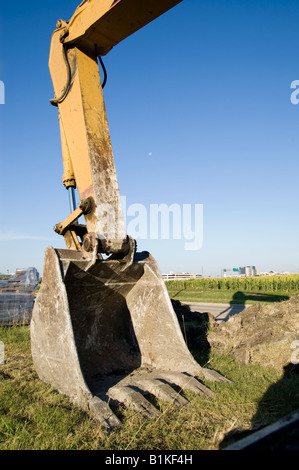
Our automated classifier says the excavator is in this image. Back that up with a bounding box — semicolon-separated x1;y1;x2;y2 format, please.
30;0;230;431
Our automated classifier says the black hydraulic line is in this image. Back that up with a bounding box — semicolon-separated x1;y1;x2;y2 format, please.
50;43;108;107
98;55;107;89
50;44;72;107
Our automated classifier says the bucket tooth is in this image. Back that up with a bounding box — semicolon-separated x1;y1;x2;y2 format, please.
31;246;229;430
154;371;215;397
130;377;189;408
88;396;121;431
202;368;232;383
108;386;161;419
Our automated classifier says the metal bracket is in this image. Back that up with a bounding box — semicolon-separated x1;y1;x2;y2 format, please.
54;197;92;250
54;196;133;262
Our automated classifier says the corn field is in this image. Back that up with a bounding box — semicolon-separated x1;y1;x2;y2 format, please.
165;275;299;293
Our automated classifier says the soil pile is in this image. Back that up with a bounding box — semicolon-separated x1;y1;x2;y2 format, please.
207;295;299;370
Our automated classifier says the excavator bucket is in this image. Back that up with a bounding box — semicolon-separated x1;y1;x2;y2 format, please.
31;246;229;430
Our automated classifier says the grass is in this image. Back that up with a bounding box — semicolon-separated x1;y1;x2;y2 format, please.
165;275;299;306
1;325;299;450
167;288;290;305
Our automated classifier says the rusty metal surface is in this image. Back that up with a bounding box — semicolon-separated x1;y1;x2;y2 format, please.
31;247;229;430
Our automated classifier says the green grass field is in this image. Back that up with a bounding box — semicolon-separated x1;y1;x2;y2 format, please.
1;275;298;449
1;325;299;450
166;274;299;305
166;289;290;305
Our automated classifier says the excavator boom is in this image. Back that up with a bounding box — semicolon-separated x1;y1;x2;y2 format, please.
63;0;183;56
30;0;229;431
47;0;183;256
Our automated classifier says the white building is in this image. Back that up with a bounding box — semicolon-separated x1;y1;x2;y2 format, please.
239;266;259;277
162;272;203;281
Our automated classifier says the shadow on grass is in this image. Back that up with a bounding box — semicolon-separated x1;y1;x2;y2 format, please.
171;289;290;305
230;291;289;304
172;296;299;449
171;289;186;299
214;291;290;322
220;363;299;450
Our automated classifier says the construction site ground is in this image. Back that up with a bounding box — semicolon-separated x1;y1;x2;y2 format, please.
1;294;299;450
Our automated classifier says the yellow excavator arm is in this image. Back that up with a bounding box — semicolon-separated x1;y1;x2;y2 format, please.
31;0;229;432
57;0;182;56
49;0;182;257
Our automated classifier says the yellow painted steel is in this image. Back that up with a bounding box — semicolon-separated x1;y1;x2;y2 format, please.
49;0;183;244
49;37;125;239
59;113;76;189
63;0;183;55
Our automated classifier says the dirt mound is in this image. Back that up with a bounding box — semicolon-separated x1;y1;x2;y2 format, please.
207;295;299;370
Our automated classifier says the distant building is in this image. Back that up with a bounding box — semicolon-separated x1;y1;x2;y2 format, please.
260;271;280;276
239;266;259;277
162;272;203;281
222;266;259;277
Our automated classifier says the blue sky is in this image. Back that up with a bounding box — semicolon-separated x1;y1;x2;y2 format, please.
0;0;299;277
